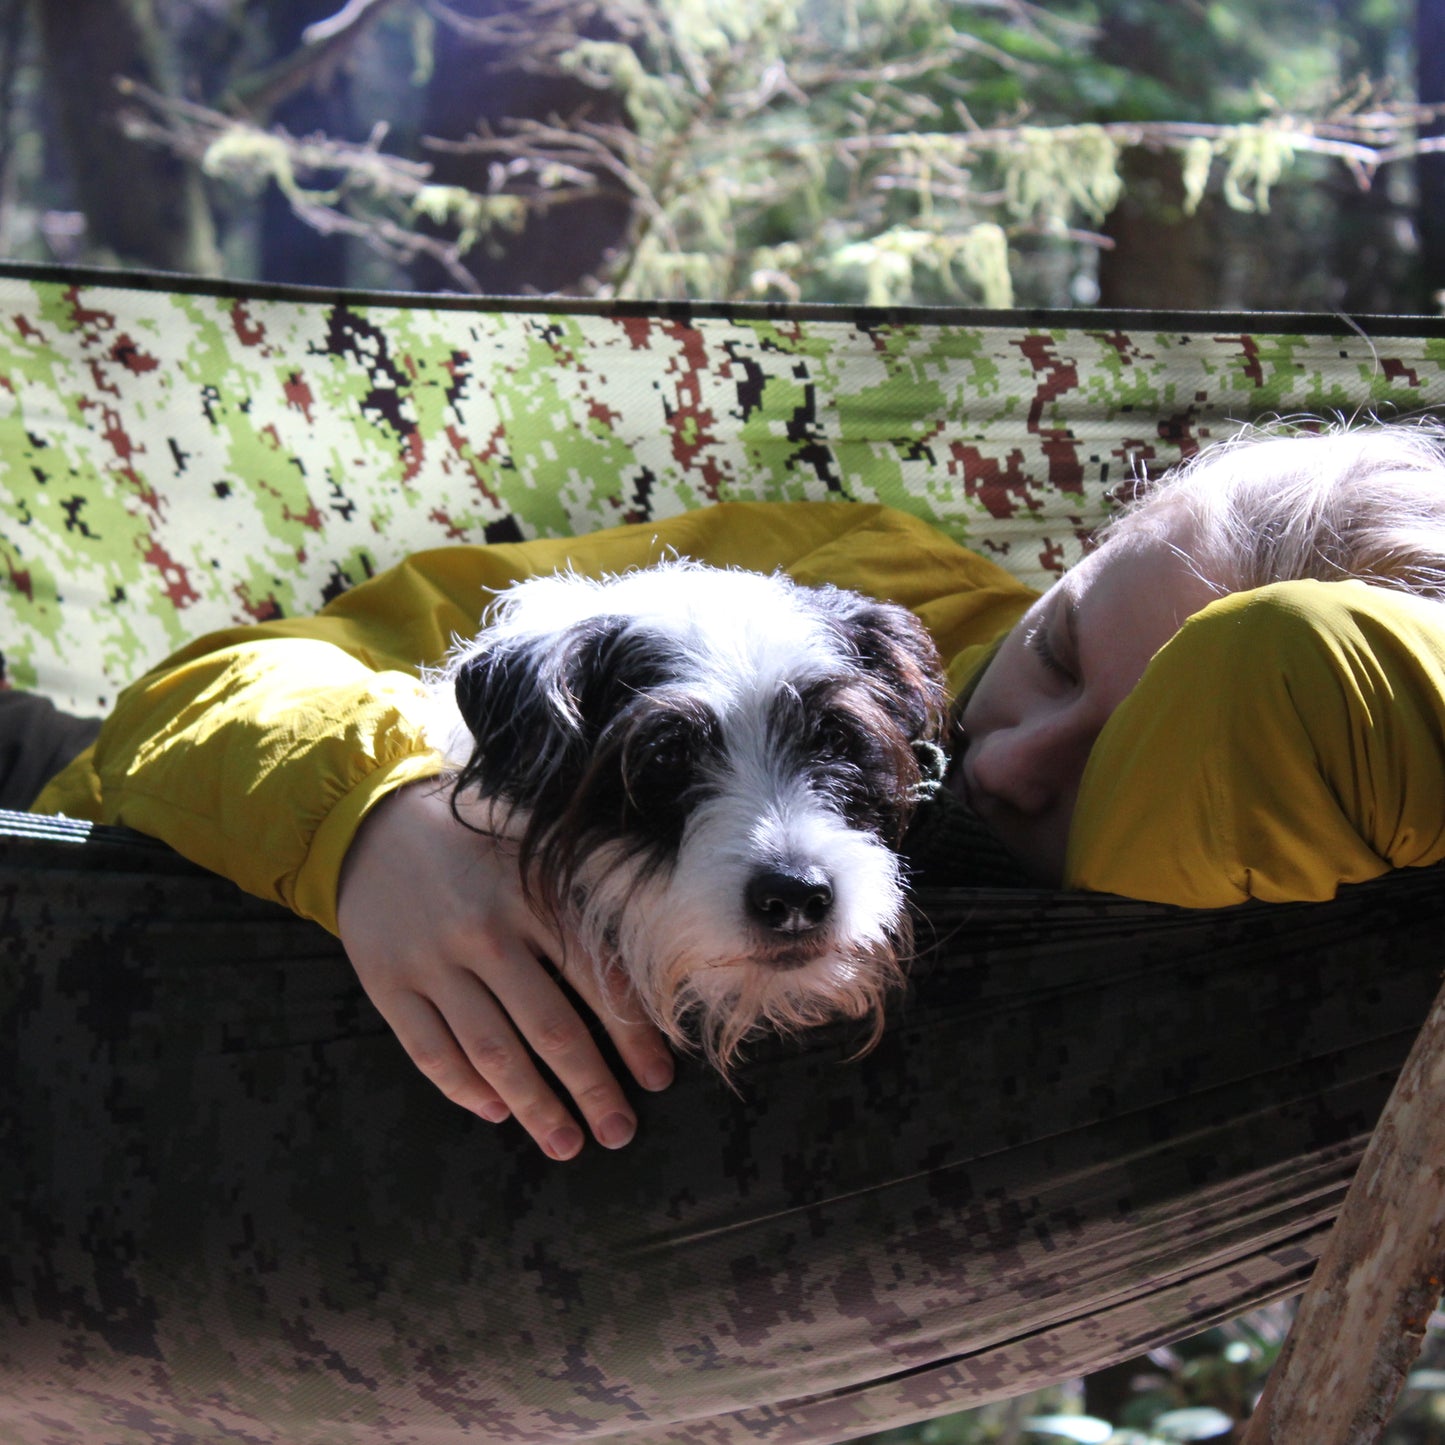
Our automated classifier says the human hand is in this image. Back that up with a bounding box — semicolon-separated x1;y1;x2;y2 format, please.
335;780;675;1160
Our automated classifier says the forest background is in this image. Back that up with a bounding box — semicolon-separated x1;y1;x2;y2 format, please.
7;1;1445;1441
1;0;1443;315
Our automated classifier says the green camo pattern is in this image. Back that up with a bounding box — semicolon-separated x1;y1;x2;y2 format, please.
3;270;1442;711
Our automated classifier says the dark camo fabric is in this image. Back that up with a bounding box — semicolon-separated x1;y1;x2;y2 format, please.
4;265;1445;1442
4;811;1442;1443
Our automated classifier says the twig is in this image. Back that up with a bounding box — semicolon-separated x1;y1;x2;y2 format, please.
290;195;483;292
302;0;396;46
435;109;1431;195
219;0;411;121
790;27;1032;85
1378;134;1445;163
422;0;613;68
830;119;1390;172
118;79;434;187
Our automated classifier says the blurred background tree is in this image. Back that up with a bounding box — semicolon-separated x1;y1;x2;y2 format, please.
0;0;1435;310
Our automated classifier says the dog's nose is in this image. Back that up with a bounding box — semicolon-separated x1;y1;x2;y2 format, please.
746;867;834;934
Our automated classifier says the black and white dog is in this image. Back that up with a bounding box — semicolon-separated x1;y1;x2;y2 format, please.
430;561;948;1075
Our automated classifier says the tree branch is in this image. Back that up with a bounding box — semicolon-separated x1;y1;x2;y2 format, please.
219;0;411;121
288;194;484;291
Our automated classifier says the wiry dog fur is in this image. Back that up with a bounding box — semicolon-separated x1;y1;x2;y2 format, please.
428;560;947;1075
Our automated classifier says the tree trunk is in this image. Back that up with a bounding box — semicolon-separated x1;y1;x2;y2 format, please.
1239;972;1445;1443
1096;147;1224;310
30;0;219;274
251;0;356;288
414;0;631;294
1417;0;1445;309
1089;8;1225;311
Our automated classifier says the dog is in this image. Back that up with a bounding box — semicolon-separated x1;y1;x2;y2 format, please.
428;560;948;1075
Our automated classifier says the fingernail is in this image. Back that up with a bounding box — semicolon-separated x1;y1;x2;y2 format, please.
642;1060;674;1092
596;1112;635;1149
479;1100;510;1124
546;1125;584;1160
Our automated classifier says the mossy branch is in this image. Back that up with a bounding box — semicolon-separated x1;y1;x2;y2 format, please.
114;0;1441;304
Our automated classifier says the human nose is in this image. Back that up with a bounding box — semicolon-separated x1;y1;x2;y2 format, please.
967;713;1090;817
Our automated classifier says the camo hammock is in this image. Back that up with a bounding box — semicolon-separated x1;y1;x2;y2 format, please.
4;262;1445;1445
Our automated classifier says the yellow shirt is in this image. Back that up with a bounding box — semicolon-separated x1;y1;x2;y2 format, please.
38;505;1445;922
1068;579;1445;905
36;502;1033;933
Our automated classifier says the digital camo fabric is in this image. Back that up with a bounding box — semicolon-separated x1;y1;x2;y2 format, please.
3;812;1442;1445
4;268;1445;1444
3;264;1443;712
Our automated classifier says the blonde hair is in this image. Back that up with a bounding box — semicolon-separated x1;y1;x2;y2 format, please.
1101;419;1445;600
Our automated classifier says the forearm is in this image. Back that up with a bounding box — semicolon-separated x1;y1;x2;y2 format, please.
91;639;446;932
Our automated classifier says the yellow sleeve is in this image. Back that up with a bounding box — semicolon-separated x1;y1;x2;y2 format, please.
82;644;446;933
1067;579;1445;906
35;501;1033;933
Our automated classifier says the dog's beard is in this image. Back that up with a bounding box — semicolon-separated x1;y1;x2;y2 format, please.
560;783;910;1078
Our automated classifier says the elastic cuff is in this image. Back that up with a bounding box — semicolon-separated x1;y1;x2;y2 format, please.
293;752;449;934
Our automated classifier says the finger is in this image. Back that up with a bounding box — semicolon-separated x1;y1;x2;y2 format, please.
461;949;644;1152
377;987;513;1125
560;950;676;1095
431;977;589;1160
498;890;677;1097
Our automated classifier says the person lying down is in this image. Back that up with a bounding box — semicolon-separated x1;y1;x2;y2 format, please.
29;418;1445;1159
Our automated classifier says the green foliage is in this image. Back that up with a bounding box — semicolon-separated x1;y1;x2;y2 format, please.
0;0;1425;304
408;184;525;255
828;221;1014;307
1214;125;1298;214
458;0;1412;304
200;128;305;199
1002;127;1123;227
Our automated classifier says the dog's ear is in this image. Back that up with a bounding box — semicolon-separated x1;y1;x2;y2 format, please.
816;588;948;745
450;606;664;814
450;614;653;813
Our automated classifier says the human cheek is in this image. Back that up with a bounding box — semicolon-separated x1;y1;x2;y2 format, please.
961;686;1062;815
965;666;1099;816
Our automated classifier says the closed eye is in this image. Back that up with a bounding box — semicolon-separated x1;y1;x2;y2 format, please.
1025;601;1078;684
1026;623;1071;680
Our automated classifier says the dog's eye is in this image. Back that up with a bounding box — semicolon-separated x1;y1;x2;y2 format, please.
624;720;701;807
807;709;862;764
644;732;689;777
616;708;721;827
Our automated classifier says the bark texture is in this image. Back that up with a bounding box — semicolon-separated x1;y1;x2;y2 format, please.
30;0;219;273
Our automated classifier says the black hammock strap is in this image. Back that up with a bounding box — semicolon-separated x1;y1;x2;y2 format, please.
2;810;1440;1444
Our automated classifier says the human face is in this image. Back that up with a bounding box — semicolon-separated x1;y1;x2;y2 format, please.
955;531;1219;884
